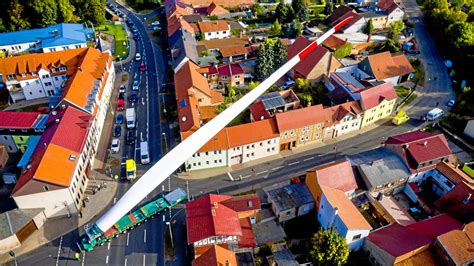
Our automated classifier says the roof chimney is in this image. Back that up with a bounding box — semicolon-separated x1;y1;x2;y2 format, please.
55;119;60;123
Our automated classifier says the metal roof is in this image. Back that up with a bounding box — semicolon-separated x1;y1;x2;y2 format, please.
265;183;314;212
260;92;286;110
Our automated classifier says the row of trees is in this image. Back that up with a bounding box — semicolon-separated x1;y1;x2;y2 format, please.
126;0;161;11
0;0;106;32
275;0;309;23
255;38;288;80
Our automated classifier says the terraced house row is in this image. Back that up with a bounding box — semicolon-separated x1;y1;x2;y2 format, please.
0;47;115;218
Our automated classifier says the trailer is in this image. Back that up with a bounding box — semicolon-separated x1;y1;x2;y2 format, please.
80;188;186;251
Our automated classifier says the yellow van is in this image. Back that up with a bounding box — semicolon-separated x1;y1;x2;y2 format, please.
392;111;410;125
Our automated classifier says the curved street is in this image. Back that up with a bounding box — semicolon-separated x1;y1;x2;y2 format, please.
8;0;454;265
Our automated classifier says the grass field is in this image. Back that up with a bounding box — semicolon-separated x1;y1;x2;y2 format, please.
96;21;129;60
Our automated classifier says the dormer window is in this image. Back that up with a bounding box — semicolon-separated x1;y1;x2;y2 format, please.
59;66;67;72
21;73;26;77
31;71;37;76
51;68;56;73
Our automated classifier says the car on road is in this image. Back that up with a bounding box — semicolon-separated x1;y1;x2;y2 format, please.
117;98;124;111
133;34;139;40
135;53;141;61
111;139;121;153
126;130;136;145
447;99;455;107
282;79;295;89
132;27;138;34
116;113;124;124
114;125;122;137
132;80;139;91
118;92;125;100
151;21;160;26
128;93;137;103
139;63;146;71
119;85;126;93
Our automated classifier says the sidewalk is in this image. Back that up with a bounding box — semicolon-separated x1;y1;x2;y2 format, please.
177;120;387;180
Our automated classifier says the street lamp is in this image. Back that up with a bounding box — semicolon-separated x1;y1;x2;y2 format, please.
166;221;174;249
162;132;168;154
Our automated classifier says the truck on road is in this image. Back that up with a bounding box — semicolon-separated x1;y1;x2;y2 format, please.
126;108;136;129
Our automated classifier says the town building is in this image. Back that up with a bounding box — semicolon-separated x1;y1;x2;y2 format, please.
219;45;250;63
263;180;315;222
364;214;463;265
197;20;231;40
359;82;397;127
206;63;244;89
206;2;230;17
349;147;411;195
11;107;92;218
376;0;405;26
322;101;363;141
384;131;453;183
287;36;341;84
318;185;372;250
177;0;255;8
186;194;259;256
358;52;414;85
433;222;474;265
192;244;238;266
275;104;325;151
0;23;94;56
434;181;473;224
0;112;47;153
327;6;366;33
249;90;300;121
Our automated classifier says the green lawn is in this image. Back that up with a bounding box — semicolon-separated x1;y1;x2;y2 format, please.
409;58;425;84
395;86;411;98
96;21;129;60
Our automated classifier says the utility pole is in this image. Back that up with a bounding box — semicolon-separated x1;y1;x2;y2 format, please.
168;176;171;219
166;221;174;249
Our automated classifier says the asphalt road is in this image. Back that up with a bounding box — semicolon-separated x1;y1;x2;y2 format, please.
10;0;455;265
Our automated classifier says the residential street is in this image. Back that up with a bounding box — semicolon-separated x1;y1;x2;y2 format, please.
8;0;456;265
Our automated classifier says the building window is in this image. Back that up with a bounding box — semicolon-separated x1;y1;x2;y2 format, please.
248;201;253;207
43;186;49;191
219;159;222;163
352;234;362;241
206;161;209;164
205;152;209;156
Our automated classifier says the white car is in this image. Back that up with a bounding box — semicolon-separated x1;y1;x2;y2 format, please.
119;85;126;93
135;53;141;61
111;139;121;153
132;80;139;91
151;21;160;26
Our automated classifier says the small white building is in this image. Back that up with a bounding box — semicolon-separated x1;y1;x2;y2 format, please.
323;101;363;141
197;20;231;40
318;185;372;250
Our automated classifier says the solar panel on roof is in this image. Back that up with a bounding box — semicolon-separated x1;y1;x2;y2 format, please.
260;92;286;110
180;99;187;108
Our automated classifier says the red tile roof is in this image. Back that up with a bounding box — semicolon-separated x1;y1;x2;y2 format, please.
366;52;414;80
326;6;363;31
192;245;237;266
226;118;279;147
288;36;329;77
323;101;362;127
367;214;463;258
0;112;41;129
238;217;257;248
50;107;91;153
275;104;325;132
198;20;229;33
434;181;474;221
221;194;261;212
312;160;358;193
377;0;401;13
219;45;249;57
359;82;397;110
322;35;347;50
249;101;271;121
217;63;244;76
207;2;229;16
186;194;242;244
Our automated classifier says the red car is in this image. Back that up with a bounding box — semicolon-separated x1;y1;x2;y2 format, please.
117;99;125;111
139;63;146;71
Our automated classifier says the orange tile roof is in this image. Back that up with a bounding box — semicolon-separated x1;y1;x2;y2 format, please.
367;52;414;80
199;105;219;121
198;37;249;50
192;245;237;266
198;20;230;33
323;101;362;127
436;222;474;265
288;36;330;77
320;185;372;230
175;61;212;98
312;160;358;193
34;144;79;187
275;104;325;132
219;45;249;57
207;2;229;16
210;90;224;104
179;0;255;8
436;162;473;185
322;35;347;50
227;118;279;147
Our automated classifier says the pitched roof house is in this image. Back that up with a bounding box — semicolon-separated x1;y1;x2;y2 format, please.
198;20;231;40
206;2;229;16
326;6;366;33
287;36;341;84
358;82;397;111
174;0;255;8
192;245;238;266
384;131;453;174
434;181;474;223
434;222;474;265
364;214;463;265
358;52;414;85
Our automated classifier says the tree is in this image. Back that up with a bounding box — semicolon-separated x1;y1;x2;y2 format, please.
324;0;334;15
217;103;226;114
292;0;306;14
275;3;289;22
387;20;404;40
255;43;274;80
58;0;80;22
447;21;474;48
0;18;6;32
309;228;350;265
286;19;302;38
81;0;106;25
297;7;309;22
29;0;59;27
365;18;374;42
251;3;264;17
271;19;282;35
334;42;352;59
296;78;311;91
273;39;287;69
8;0;31;31
248;81;261;90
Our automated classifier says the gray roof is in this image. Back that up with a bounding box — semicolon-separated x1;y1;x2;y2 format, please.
169;30;198;70
252;220;286;245
0;208;43;240
266;183;314;212
271;249;299;266
349;147;411;188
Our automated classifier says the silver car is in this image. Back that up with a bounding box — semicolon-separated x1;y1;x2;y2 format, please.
111;139;121;153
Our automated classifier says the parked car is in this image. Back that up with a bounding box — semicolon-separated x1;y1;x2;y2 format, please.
447;99;455;107
151;21;160;26
133;34;139;41
111;139;121;153
139;63;146;71
118;92;125;100
282;79;295;89
126;130;136;145
132;27;138;34
128;93;137;103
132;80;139;91
116;113;124;124
117;99;124;111
114;126;122;137
119;85;126;93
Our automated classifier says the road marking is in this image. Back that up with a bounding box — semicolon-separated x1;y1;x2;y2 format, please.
242;174;251;179
106;255;109;264
113;197;117;204
107;242;111;250
303;157;314;161
256;170;268;175
81;251;86;266
126;232;130;246
143;229;147;243
227;172;234;181
288;161;300;166
318;152;330;157
143;255;146;266
124;258;127;266
272;166;284;170
142;98;145;105
55;236;63;266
